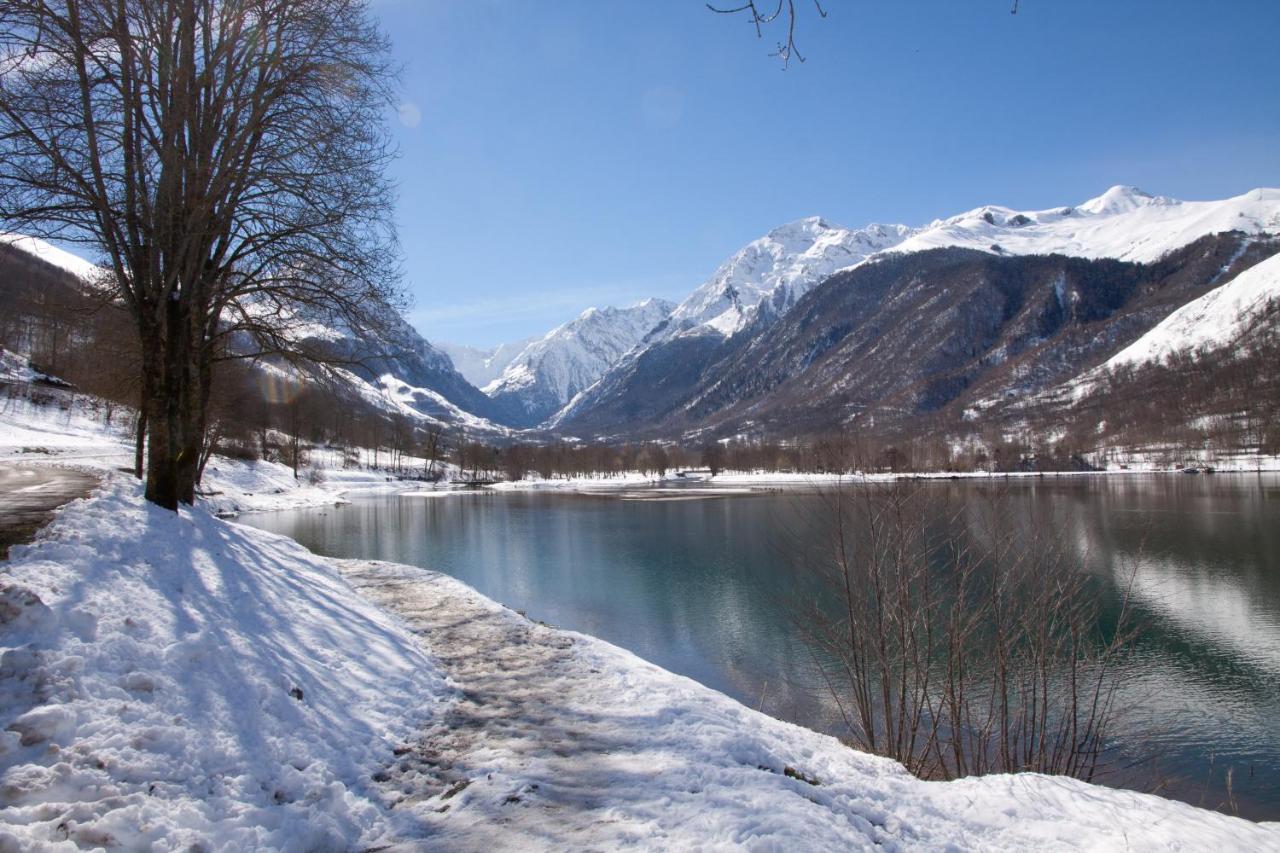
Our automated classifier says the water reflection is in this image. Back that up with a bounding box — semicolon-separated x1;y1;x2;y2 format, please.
239;474;1280;820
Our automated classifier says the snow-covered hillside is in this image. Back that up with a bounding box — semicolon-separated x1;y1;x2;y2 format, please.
439;338;535;388
0;234;514;433
0;234;102;281
1104;249;1280;369
664;217;915;340
888;186;1280;264
483;298;674;427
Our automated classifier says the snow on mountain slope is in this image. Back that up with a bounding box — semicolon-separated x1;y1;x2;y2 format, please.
0;234;103;281
643;187;1280;348
438;338;535;388
309;365;509;435
887;186;1280;264
1103;250;1280;369
482;298;674;427
664;217;916;340
658;187;1280;347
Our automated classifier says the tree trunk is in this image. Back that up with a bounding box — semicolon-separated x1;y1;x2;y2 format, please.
142;297;207;510
197;419;221;487
134;396;147;480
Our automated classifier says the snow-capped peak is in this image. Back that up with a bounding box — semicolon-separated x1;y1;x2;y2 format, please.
765;215;833;240
439;337;537;388
663;218;916;340
1078;185;1169;215
481;298;676;426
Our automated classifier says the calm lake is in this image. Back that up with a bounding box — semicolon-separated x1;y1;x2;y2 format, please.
239;473;1280;821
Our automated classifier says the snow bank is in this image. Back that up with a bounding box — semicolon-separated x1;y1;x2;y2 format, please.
0;478;449;850
198;455;420;516
0;385;133;465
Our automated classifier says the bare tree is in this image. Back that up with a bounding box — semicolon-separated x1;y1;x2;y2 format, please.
420;422;447;481
0;0;400;509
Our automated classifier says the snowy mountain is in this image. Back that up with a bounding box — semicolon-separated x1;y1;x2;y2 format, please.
311;312;514;433
483;299;674;427
549;219;917;428
552;236;1273;437
438;338;535;389
9;185;1280;441
556;186;1280;437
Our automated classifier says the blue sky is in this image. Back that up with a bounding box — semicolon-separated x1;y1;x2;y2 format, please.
387;2;1278;346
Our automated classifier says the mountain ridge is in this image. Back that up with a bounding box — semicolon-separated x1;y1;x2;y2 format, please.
554;186;1280;437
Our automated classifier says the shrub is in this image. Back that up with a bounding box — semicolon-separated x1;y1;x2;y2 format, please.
793;482;1135;782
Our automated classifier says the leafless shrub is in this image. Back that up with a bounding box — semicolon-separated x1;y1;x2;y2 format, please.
794;480;1135;782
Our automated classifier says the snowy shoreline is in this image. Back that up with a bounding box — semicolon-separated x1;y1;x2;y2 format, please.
2;473;1278;849
460;462;1280;499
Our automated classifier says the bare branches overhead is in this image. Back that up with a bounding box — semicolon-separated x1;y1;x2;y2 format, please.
711;2;1025;65
708;0;828;67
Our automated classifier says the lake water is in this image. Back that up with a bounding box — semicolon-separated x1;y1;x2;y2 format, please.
239;474;1280;821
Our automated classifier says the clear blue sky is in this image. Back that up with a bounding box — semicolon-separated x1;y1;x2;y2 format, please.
383;1;1279;347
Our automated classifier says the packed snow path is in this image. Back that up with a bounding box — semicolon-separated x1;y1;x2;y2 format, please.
338;561;1280;851
0;465;98;559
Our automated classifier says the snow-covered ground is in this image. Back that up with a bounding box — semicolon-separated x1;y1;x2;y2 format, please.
2;477;1276;849
0;478;450;850
196;454;417;516
0;370;429;516
4;359;1280;847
